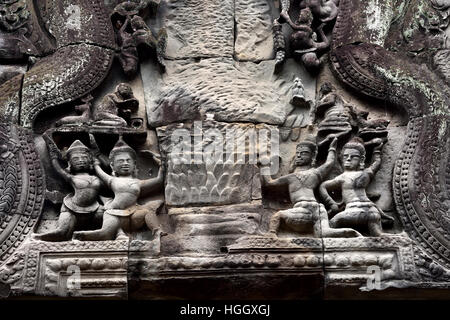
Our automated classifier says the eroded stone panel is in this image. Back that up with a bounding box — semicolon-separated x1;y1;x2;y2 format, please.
163;0;234;59
235;0;275;61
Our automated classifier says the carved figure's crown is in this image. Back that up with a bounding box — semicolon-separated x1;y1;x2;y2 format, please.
66;140;89;157
109;137;136;160
297;135;317;152
343;137;366;157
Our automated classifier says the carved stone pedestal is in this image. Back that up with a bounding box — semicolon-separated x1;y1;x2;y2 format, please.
13;240;129;299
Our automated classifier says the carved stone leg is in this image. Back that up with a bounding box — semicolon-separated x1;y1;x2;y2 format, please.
316;204;362;238
130;200;164;235
73;213;121;241
34;211;77;242
95;112;128;126
268;211;282;235
367;207;388;237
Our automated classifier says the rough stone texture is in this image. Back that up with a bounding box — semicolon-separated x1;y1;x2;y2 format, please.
21;44;115;128
163;0;234;59
145;58;315;127
234;0;275;61
157;121;271;206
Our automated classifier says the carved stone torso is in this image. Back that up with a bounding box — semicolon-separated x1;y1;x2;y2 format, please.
337;170;373;204
65;174;102;212
289;168;321;203
106;177;141;211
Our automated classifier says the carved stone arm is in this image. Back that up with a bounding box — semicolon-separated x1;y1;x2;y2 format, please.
319;178;340;208
140;165;165;193
317;137;337;177
94;163;113;187
368;139;384;174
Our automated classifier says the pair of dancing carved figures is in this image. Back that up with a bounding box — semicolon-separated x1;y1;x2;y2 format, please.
262;136;395;238
34;135;164;242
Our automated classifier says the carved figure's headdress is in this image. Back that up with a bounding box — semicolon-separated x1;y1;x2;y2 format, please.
342;137;366;157
294;135;318;168
113;1;140;17
66;140;90;158
109;137;137;161
116;83;133;97
296;135;317;153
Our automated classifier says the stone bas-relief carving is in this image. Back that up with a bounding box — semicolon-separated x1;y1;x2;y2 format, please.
72;137;165;241
273;0;337;72
320;138;395;237
262;136;361;238
0;0;450;300
33;137;103;242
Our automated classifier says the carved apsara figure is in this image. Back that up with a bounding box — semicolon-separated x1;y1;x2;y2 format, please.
112;1;167;76
320;138;394;236
279;7;330;72
73;138;165;241
34;136;103;241
262;137;361;238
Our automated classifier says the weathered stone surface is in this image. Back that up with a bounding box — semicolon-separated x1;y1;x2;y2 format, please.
145;58;315;127
157;121;276;206
234;0;275;61
163;0;234;59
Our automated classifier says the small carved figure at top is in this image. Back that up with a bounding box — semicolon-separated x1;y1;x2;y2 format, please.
314;82;353;147
33;135;103;242
279;7;330;72
300;0;339;23
112;1;167;76
349;106;390;141
319;137;395;237
94;83;139;127
130;15;167;70
73;137;165;241
291;77;306;107
261;136;361;238
273;0;337;73
56;95;94;127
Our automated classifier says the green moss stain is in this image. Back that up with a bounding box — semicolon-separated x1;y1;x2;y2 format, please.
364;0;395;45
375;65;448;116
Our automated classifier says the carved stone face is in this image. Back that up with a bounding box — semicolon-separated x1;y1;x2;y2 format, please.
111;151;136;177
295;145;314;166
342;148;364;171
68;151;91;173
117;84;133;99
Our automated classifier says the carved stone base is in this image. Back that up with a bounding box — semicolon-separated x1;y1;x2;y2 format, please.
16;240;129;298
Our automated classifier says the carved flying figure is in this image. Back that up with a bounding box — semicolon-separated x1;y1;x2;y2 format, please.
34;136;103;241
112;1;167;76
73;137;165;241
261;136;361;238
320;137;395;237
279;7;330;72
